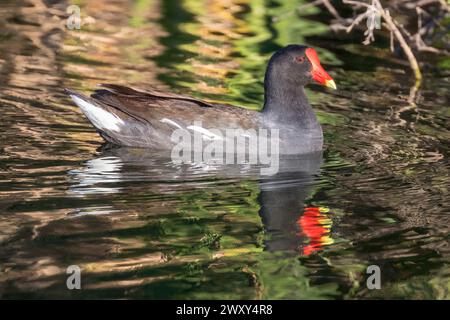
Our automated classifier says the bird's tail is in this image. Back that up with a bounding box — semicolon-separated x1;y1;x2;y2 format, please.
65;88;126;135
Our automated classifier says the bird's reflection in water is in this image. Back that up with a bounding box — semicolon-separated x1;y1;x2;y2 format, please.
69;156;123;195
69;146;334;255
258;151;334;254
298;207;334;255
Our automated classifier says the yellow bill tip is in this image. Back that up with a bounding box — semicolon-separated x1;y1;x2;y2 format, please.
325;79;337;90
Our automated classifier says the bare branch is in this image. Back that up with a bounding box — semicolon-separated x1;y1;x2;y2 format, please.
342;0;372;9
345;12;368;33
306;0;450;81
322;0;342;20
377;3;422;81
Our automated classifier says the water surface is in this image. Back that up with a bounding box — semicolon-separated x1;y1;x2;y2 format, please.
0;0;449;299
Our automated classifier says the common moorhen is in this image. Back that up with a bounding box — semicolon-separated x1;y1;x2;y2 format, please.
67;45;336;154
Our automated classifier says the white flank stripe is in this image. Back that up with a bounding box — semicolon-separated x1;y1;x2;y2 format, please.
160;118;183;129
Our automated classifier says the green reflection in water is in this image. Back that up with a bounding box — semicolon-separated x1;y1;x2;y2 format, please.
154;0;335;110
0;0;449;300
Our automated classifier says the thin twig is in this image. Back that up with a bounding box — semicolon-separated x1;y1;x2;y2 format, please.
342;0;372;9
376;1;422;82
322;0;342;20
308;0;449;80
345;11;367;33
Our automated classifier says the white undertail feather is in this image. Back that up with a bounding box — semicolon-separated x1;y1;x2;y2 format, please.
70;95;124;132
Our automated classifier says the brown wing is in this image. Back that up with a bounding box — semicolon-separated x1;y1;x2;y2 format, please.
68;84;261;148
98;84;218;108
92;84;260;130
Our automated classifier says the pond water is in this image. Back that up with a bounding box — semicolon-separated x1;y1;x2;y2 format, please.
0;0;449;299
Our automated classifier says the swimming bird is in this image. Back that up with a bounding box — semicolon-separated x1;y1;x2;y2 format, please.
66;45;336;155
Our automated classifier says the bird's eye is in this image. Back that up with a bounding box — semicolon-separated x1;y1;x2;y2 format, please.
296;56;305;63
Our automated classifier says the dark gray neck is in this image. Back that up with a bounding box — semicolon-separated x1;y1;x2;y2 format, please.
261;75;319;130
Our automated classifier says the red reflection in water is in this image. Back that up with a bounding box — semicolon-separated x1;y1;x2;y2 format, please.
298;207;333;255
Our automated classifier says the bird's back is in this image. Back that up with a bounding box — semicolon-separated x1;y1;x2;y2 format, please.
67;84;260;149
